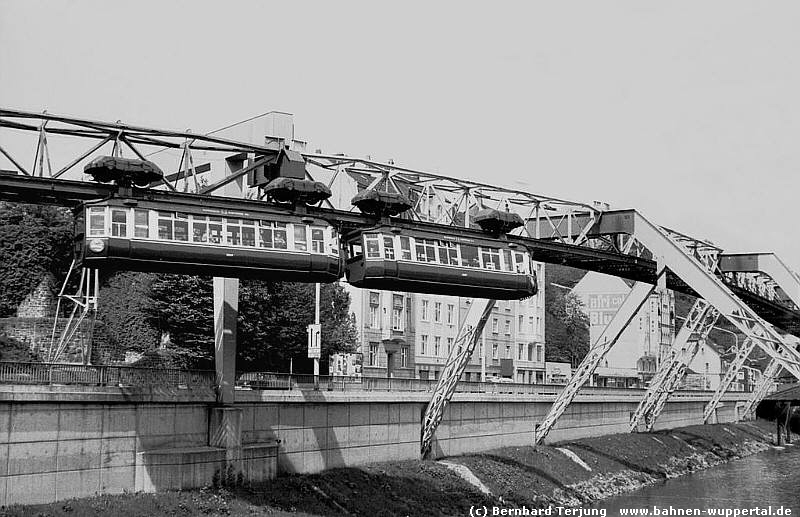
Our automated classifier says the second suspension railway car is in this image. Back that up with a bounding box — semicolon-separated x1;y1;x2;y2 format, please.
344;225;538;299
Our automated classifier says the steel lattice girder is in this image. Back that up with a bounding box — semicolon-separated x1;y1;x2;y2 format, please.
742;359;782;419
420;299;496;459
702;337;758;422
534;280;659;445
629;299;719;432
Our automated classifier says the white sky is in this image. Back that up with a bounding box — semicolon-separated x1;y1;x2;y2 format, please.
2;1;799;270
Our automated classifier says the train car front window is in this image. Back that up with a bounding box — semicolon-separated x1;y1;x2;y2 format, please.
383;236;395;260
481;247;500;270
364;234;380;259
88;207;106;236
501;249;513;272
399;236;412;260
311;227;325;253
134;209;149;238
294;225;308;251
111;209;128;238
329;228;339;256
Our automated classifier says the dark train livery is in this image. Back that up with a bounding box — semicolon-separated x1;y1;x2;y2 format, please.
74;198;342;282
75;200;538;299
343;225;538;299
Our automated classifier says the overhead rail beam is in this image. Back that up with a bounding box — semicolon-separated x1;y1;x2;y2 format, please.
719;253;800;309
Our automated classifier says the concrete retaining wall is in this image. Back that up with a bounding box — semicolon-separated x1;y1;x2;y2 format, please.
0;387;748;505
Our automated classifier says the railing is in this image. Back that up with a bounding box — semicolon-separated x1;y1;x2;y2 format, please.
0;362;216;388
234;371;741;398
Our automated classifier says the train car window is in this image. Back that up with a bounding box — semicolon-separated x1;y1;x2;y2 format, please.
383;236;395;260
399;236;412;260
273;223;287;249
174;213;189;242
294;225;308;251
134;209;149;238
514;252;526;273
438;241;459;265
481;247;500;270
311;227;325;253
193;216;208;243
364;234;380;259
111;209;128;238
258;221;274;248
501;249;513;272
415;238;436;262
348;239;363;259
226;219;242;246
208;217;223;244
88;207;106;236
241;220;256;247
157;211;174;240
460;244;480;268
329;228;339;256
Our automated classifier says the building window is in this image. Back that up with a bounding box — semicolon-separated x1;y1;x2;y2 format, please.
369;292;380;328
447;304;454;324
392;294;404;331
369;343;378;366
518;315;524;333
505;320;511;335
401;347;408;367
447;337;454;356
421;299;429;321
492;343;498;359
492;318;499;333
529;316;535;334
537;345;543;362
518;344;524;360
505;345;511;359
536;316;541;335
421;335;428;355
434;336;441;356
528;344;534;361
434;302;441;322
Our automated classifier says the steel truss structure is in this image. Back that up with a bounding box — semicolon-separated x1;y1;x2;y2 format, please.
2;107;800;451
420;299;497;458
629;299;720;432
48;260;99;363
742;359;782;419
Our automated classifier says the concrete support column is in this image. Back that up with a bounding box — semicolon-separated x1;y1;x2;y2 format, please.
214;277;239;404
209;406;244;483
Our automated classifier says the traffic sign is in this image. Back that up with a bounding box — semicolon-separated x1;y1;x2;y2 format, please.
307;323;321;359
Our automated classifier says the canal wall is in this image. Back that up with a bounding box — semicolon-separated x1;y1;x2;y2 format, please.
0;385;749;505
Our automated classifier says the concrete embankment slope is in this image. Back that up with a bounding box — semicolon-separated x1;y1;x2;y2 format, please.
5;421;783;517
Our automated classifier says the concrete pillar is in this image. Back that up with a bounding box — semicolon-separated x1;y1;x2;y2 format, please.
214;277;239;404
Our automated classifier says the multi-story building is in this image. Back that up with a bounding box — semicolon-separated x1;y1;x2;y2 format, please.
345;286;416;378
571;272;676;387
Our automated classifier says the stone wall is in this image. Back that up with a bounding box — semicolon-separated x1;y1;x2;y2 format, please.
0;318;95;363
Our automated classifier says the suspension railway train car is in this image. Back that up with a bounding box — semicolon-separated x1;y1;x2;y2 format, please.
75;199;538;299
343;225;538;299
74;197;342;282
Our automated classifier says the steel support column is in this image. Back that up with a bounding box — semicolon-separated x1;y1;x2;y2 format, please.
421;298;496;459
703;337;758;422
630;299;719;432
534;279;659;445
742;359;782;420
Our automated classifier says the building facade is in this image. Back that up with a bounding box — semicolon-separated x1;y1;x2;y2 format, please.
571;272;676;387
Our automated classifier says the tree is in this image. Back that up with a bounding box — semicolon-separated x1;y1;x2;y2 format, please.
146;275;358;371
545;289;590;368
0;202;73;317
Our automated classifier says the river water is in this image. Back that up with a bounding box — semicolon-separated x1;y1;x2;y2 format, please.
588;445;800;515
